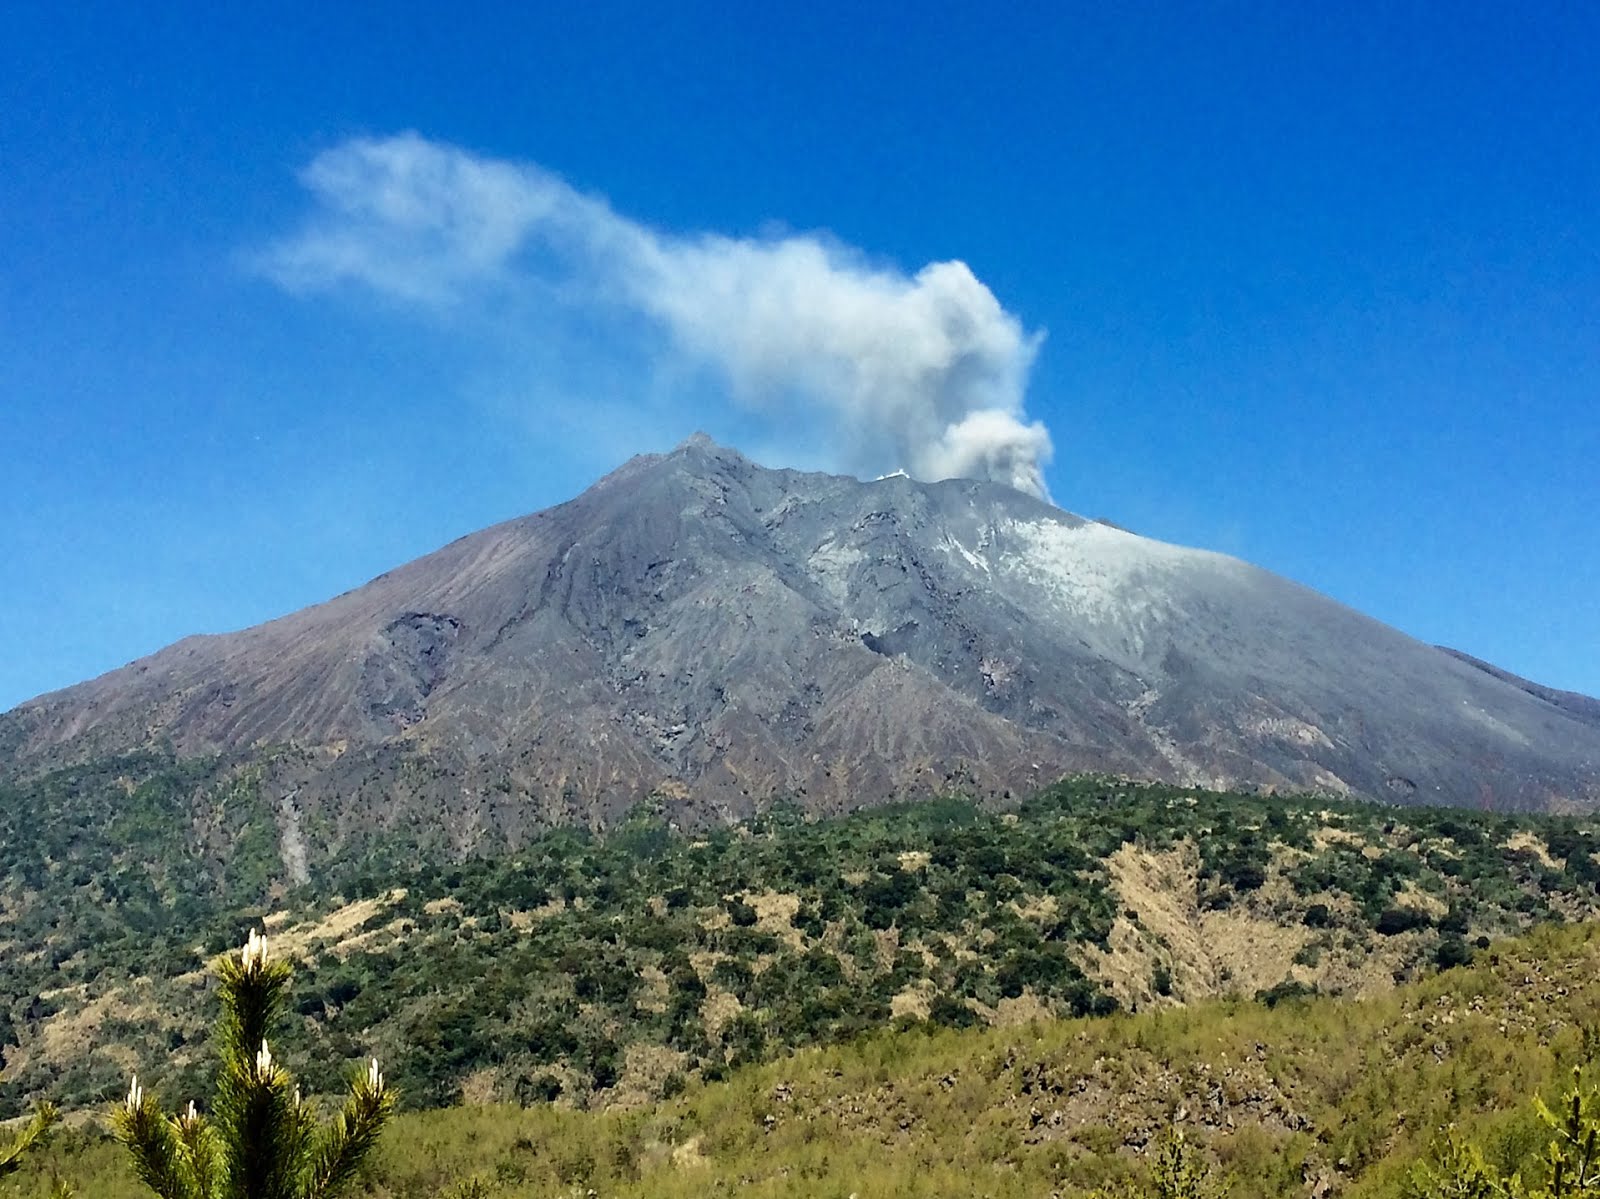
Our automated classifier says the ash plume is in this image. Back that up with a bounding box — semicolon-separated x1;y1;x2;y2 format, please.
258;133;1054;497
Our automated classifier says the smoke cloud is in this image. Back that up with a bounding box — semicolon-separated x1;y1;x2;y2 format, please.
258;133;1054;498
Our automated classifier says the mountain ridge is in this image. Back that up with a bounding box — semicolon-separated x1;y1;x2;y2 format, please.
3;434;1598;846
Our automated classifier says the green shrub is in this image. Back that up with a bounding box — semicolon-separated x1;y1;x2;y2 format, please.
1153;964;1173;997
1435;936;1474;971
724;897;758;928
1376;907;1432;936
928;994;977;1029
1255;979;1317;1008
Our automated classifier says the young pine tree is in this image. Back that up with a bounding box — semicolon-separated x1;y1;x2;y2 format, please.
1091;1128;1214;1199
1411;1066;1600;1197
113;930;395;1199
0;1081;57;1177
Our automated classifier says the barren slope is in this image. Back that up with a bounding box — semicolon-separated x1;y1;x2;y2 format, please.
3;434;1597;844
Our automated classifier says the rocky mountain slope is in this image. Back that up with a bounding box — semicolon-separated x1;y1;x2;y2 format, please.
3;434;1597;843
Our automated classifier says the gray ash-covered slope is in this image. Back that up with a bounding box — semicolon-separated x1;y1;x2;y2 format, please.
4;433;1598;841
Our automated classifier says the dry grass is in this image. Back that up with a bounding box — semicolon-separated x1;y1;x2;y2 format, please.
265;889;407;959
744;890;805;949
700;987;744;1039
611;1043;690;1110
1077;840;1432;1010
890;980;934;1020
1505;830;1560;869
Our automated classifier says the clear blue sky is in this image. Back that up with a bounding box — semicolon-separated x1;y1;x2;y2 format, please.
2;1;1597;711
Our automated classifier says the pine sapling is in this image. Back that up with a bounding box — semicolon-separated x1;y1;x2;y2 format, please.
1410;1065;1600;1197
1090;1127;1214;1199
0;1074;58;1178
1532;1067;1600;1196
113;929;395;1199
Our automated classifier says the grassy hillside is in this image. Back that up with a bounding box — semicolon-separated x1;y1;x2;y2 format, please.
4;758;1600;1119
12;922;1600;1197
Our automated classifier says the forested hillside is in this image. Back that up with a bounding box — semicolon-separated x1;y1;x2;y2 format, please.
4;758;1600;1118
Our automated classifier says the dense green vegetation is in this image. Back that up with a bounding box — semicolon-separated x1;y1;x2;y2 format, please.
4;754;1600;1123
0;751;281;994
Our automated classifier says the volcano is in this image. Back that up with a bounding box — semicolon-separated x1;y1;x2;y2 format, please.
4;434;1598;845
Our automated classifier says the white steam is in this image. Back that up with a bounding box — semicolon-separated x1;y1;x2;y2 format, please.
258;133;1054;498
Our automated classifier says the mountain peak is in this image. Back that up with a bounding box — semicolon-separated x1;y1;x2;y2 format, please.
675;431;720;453
670;431;755;465
659;431;763;478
